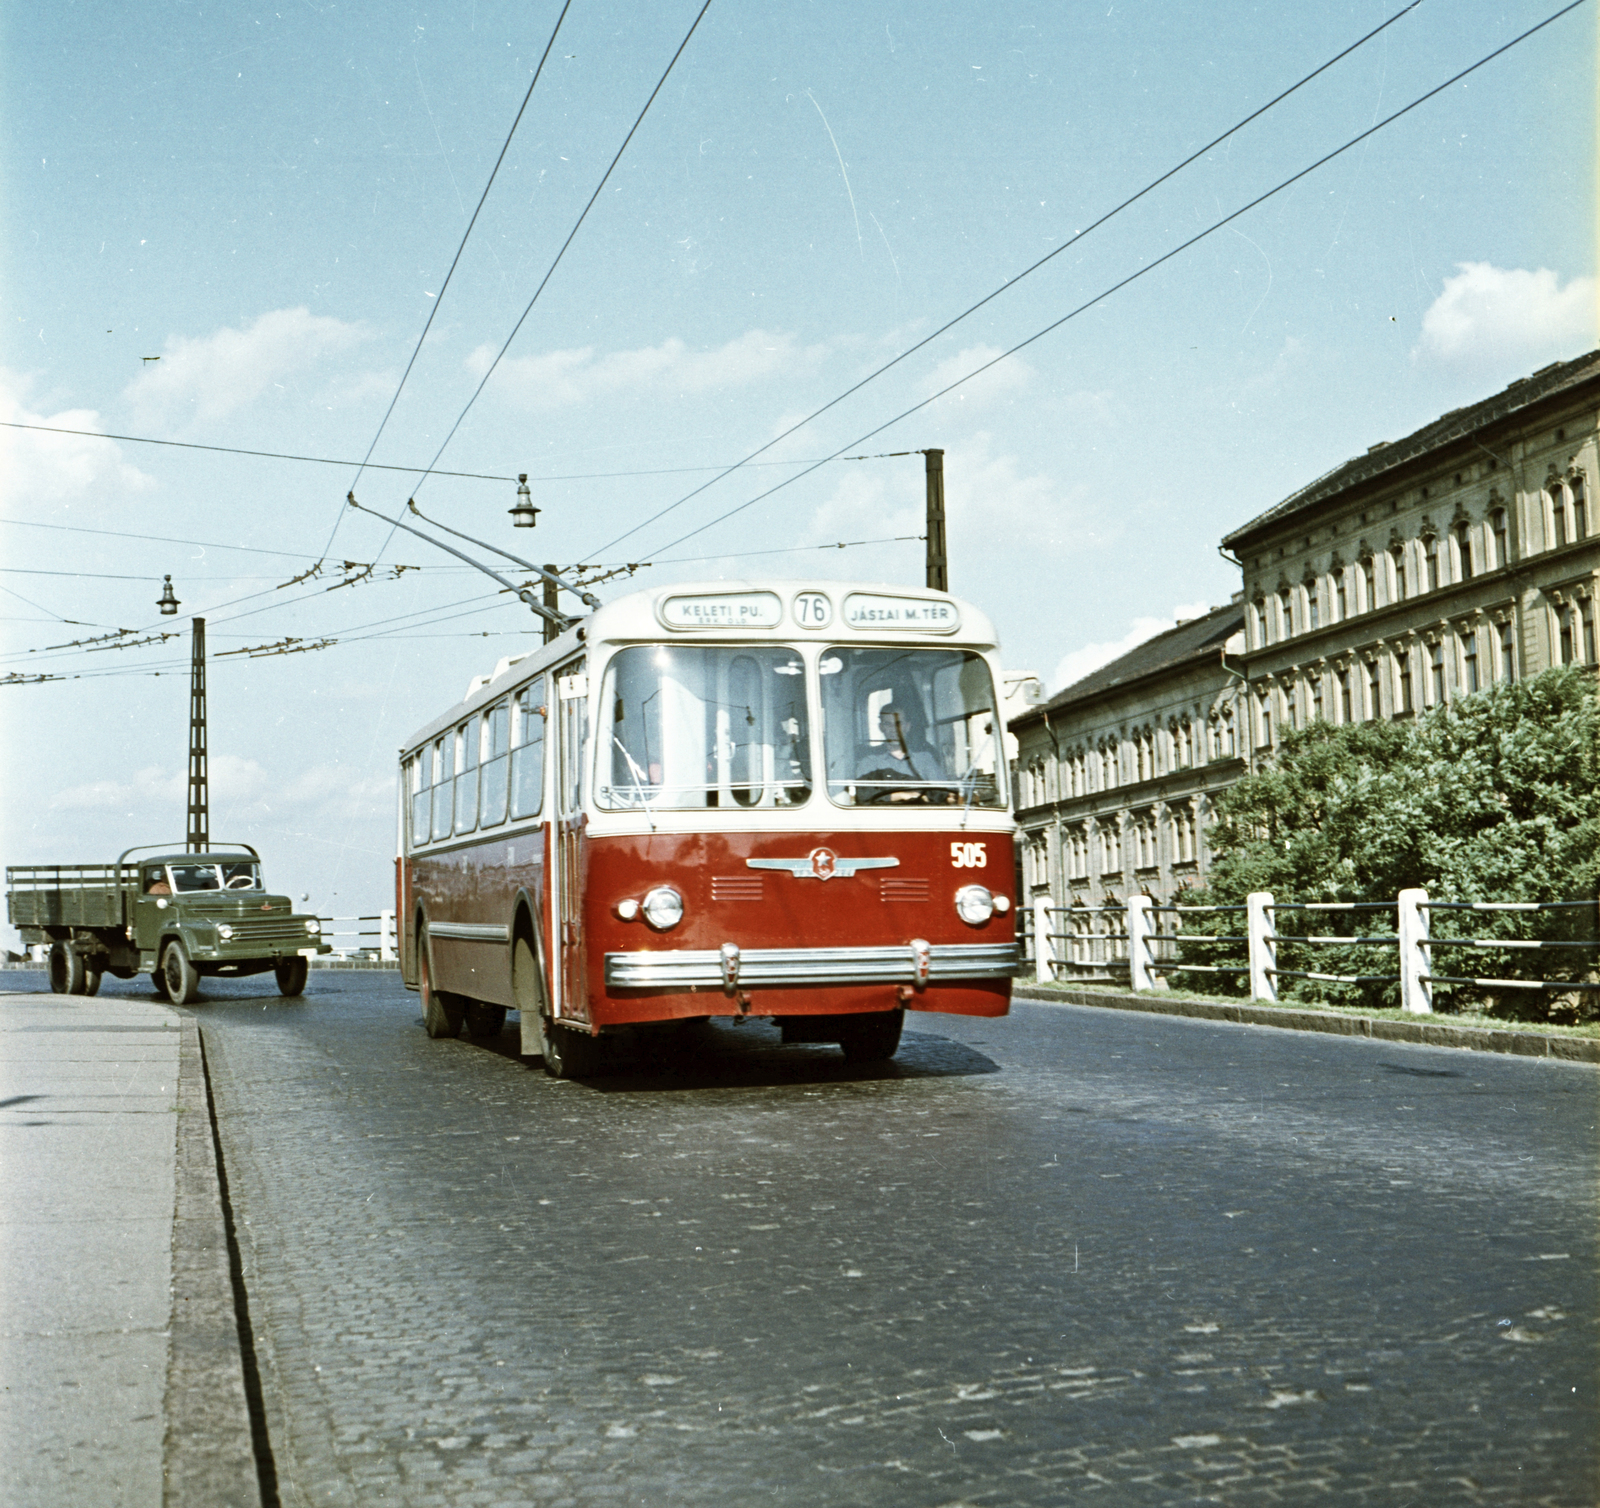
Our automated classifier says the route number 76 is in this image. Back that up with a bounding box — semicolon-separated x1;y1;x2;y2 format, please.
950;841;987;869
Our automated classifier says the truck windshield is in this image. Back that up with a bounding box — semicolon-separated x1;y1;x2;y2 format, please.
597;645;812;810
159;860;263;892
821;647;1006;808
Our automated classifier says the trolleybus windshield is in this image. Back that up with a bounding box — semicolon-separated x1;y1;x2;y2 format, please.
821;646;1005;808
598;645;811;810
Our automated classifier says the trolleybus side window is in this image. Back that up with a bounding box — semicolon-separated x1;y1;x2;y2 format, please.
596;645;811;811
510;685;546;820
479;700;511;827
454;715;480;836
431;735;454;841
410;749;430;847
821;646;1005;808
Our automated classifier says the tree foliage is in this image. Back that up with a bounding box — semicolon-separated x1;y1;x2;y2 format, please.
1177;667;1600;1020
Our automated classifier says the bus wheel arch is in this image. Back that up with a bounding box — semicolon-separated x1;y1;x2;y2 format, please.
416;914;463;1039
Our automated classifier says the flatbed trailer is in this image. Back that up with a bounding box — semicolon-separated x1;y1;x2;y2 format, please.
6;842;330;1002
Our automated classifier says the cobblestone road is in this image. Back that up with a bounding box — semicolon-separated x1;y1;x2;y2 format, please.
179;975;1595;1505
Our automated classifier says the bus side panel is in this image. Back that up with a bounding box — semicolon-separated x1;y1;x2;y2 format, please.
583;827;1015;1026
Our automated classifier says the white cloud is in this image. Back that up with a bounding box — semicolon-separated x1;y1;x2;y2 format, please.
920;344;1033;410
1050;603;1211;695
477;329;824;409
122;307;369;429
50;755;269;813
0;370;156;506
1412;263;1596;370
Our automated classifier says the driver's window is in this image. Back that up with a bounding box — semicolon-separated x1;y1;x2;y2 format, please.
221;861;261;890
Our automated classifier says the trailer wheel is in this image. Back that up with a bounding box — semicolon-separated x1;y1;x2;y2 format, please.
161;940;200;1005
48;941;85;996
837;1009;904;1063
418;927;463;1039
274;957;308;997
464;1001;507;1039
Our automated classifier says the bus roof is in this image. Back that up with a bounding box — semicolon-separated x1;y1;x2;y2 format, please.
398;580;998;754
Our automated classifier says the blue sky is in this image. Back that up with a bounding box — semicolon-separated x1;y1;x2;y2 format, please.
2;0;1594;930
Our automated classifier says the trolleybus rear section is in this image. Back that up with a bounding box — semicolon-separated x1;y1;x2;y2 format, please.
397;582;1017;1069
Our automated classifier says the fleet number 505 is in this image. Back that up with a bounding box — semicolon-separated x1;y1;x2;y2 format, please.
950;842;987;869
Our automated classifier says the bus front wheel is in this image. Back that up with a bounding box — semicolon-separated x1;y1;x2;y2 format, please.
418;928;463;1039
838;1009;904;1063
539;1017;604;1080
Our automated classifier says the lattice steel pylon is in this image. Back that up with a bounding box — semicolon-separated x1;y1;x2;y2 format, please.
186;617;208;852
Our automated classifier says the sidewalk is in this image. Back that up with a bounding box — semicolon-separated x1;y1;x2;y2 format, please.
0;990;259;1508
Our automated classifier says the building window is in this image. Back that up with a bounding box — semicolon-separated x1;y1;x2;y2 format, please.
1254;599;1268;647
1285;686;1298;731
1426;537;1442;592
1575;478;1588;539
1365;661;1381;719
1279;588;1293;638
1430;641;1446;704
1307;586;1321;631
1583;601;1597;664
1455;523;1473;582
1391;545;1408;602
1361;557;1376;611
1398;652;1414;715
1559;608;1574;665
1491;508;1508;568
1257;693;1272;749
1461;630;1479;694
1552;483;1569;545
1498;620;1516;682
1335;573;1348;621
1223;715;1236;758
1338;670;1352;723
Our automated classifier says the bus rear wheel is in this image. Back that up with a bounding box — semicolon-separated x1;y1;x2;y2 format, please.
464;1001;507;1039
48;941;86;996
418;927;463;1039
838;1009;904;1063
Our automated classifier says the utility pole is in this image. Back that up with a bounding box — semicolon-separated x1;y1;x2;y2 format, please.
543;566;561;644
186;618;208;852
924;448;948;592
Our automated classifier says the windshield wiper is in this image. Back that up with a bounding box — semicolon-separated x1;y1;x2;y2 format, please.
613;736;658;833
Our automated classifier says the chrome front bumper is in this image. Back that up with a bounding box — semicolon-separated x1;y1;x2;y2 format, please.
604;941;1019;990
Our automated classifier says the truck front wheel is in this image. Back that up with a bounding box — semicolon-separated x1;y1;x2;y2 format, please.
161;941;200;1005
275;957;309;997
48;941;86;996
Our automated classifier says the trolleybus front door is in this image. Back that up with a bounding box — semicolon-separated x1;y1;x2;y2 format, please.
551;660;588;1022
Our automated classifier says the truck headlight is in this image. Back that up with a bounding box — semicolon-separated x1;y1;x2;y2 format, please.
641;886;684;931
216;924;234;940
305;919;321;935
955;885;995;925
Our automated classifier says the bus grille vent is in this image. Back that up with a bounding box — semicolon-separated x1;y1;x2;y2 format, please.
879;878;929;903
711;875;765;902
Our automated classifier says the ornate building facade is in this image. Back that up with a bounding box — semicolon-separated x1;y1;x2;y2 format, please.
1224;349;1600;748
1011;349;1600;955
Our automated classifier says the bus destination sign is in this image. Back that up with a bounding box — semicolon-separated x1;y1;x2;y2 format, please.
842;593;961;633
659;591;783;630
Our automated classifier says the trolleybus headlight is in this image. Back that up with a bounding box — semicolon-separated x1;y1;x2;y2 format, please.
642;885;684;931
992;894;1011;914
955;885;995;925
216;924;234;940
616;898;641;922
304;919;321;935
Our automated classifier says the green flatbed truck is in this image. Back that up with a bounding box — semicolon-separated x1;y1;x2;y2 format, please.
5;843;330;1003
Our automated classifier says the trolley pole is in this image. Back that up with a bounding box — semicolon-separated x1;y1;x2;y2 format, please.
543;567;560;644
924;448;948;592
186;617;209;852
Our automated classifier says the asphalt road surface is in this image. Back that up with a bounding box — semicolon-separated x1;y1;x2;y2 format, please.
20;969;1597;1506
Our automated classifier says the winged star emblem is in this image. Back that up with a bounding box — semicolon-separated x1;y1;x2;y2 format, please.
746;848;899;882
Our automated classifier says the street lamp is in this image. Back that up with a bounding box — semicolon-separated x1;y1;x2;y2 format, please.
509;473;539;529
156;575;180;615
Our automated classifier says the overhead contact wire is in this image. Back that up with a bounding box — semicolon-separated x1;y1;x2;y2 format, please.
586;0;1425;559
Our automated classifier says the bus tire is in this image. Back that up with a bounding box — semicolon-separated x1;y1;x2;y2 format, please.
162;941;201;1005
540;1017;604;1080
49;942;85;996
464;1001;507;1039
418;928;463;1039
838;1009;903;1063
275;957;309;997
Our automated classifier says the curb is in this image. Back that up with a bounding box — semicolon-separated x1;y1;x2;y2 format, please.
1012;984;1600;1063
164;1017;264;1507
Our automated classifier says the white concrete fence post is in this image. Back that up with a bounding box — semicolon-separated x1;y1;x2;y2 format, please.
379;909;395;963
1127;894;1155;991
1398;887;1432;1013
1247;891;1276;1002
1034;897;1055;985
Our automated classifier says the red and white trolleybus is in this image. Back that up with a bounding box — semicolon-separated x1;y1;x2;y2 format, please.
396;580;1017;1075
